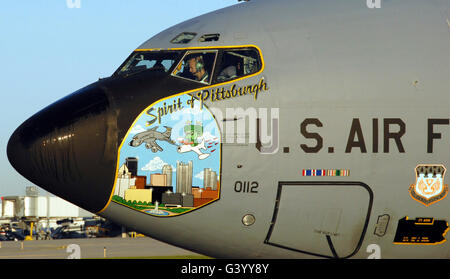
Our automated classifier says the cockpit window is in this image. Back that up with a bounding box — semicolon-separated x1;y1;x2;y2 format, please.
172;50;218;84
215;48;261;83
170;32;197;44
198;33;220;42
114;50;183;76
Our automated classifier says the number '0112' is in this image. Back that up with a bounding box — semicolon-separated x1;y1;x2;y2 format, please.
234;181;258;193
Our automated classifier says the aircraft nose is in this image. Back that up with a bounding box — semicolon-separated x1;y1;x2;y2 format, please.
7;85;118;213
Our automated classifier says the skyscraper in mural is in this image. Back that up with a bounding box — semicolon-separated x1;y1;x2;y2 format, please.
203;168;218;190
125;157;138;177
162;164;173;186
176;161;193;194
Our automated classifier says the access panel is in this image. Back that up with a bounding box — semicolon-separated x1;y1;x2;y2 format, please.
265;182;373;258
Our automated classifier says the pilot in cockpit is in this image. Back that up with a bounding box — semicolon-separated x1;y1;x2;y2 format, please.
187;55;209;83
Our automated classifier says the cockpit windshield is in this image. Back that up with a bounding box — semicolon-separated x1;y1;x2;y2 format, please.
113;46;262;83
113;50;183;76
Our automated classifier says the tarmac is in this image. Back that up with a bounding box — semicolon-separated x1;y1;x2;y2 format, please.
0;236;207;259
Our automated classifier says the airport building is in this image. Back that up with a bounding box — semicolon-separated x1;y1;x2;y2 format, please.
0;186;99;239
1;187;93;220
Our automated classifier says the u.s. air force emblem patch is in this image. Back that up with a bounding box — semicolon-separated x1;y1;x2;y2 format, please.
409;164;448;206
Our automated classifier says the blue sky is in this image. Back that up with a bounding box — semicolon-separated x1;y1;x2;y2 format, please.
0;0;235;196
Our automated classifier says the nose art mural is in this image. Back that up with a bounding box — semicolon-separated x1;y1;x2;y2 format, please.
112;94;221;216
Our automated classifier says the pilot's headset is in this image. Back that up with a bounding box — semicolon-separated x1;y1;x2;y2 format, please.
195;56;205;72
